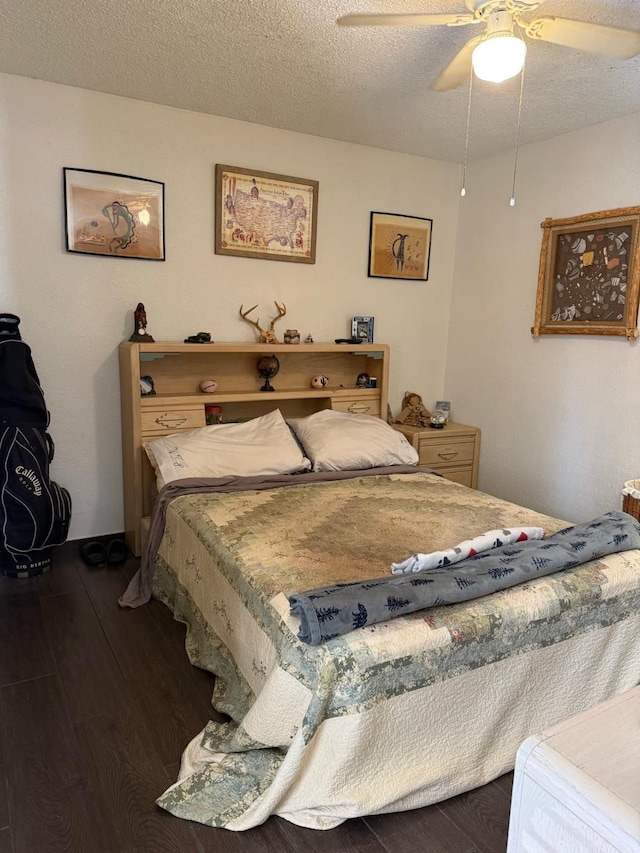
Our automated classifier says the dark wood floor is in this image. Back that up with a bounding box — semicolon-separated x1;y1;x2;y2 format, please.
0;541;514;853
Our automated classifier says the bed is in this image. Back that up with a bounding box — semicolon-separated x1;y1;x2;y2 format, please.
120;408;640;831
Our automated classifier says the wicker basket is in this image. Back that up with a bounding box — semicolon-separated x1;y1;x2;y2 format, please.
622;479;640;521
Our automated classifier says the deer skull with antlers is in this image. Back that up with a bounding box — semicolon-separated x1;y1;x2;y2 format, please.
239;301;287;343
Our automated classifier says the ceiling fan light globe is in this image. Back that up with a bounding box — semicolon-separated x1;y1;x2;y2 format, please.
471;34;527;83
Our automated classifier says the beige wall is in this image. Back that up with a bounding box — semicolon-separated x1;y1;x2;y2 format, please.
6;73;636;537
0;73;460;538
446;111;640;522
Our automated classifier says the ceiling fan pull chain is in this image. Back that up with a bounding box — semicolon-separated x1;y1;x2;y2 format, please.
460;64;474;197
509;55;527;207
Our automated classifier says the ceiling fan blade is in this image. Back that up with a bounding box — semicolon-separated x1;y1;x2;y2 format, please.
430;35;482;92
526;16;640;59
337;12;477;28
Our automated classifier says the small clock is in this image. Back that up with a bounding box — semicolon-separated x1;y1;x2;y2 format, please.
430;409;447;429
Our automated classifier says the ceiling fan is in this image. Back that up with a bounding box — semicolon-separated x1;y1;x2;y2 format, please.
337;0;640;91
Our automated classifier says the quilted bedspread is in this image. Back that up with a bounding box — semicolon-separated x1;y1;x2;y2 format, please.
150;472;640;830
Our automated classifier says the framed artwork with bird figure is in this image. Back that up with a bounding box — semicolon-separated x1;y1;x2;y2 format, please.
63;168;165;260
368;212;432;281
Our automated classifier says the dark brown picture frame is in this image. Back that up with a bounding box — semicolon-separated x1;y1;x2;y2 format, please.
215;164;318;263
368;211;432;280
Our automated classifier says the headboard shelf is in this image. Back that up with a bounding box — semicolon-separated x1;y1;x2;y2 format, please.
132;341;387;353
131;341;386;355
140;387;382;406
119;340;390;554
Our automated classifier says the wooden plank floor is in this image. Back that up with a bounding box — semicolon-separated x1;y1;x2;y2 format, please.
0;541;514;852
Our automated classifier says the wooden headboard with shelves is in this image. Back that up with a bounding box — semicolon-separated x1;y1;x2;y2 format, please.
119;341;390;555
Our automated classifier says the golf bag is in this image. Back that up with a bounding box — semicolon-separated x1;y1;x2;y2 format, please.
0;314;72;577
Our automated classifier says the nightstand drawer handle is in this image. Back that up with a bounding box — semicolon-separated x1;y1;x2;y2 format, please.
348;403;371;414
438;450;458;461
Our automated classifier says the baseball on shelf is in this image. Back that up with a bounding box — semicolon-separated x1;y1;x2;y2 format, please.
199;379;218;393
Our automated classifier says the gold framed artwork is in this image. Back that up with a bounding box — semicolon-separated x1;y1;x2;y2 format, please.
215;164;318;263
63;168;165;260
532;206;640;340
368;211;432;280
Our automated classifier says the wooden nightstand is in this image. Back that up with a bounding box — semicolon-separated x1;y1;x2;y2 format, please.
392;421;481;488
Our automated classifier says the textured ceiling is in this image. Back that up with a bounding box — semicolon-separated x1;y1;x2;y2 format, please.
1;0;639;162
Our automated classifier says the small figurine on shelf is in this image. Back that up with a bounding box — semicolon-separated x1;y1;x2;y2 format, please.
304;333;314;344
140;375;156;396
311;375;329;389
129;303;155;342
356;372;370;388
397;392;431;428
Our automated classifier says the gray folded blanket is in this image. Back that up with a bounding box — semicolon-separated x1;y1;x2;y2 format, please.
289;511;640;646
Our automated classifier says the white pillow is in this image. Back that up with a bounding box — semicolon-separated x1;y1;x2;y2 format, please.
287;410;419;472
145;409;311;486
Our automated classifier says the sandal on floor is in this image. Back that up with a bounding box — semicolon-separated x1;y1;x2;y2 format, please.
80;541;106;568
106;538;128;567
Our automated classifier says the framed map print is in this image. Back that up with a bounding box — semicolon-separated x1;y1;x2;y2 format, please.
215;165;318;263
